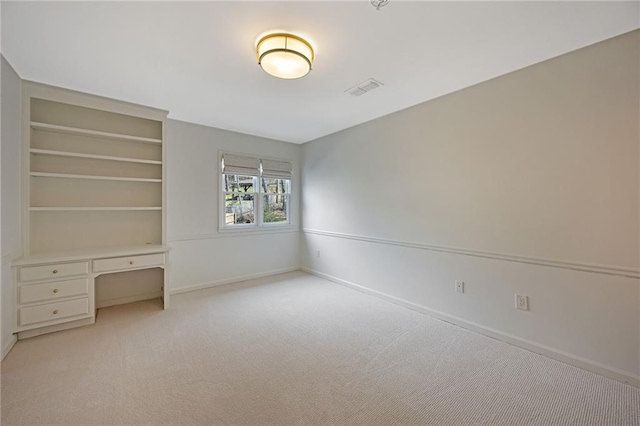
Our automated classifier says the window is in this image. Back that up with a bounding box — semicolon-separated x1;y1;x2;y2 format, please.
221;153;292;228
223;174;257;225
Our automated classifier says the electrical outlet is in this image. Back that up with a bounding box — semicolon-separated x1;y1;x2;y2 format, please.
455;280;464;293
316;250;321;258
515;294;529;311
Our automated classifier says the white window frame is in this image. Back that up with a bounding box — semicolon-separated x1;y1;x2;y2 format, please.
260;177;292;228
219;153;293;231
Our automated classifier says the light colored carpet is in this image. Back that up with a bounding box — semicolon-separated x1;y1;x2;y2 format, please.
1;271;639;425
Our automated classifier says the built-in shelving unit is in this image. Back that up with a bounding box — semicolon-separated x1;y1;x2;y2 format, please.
12;83;170;338
27;96;166;254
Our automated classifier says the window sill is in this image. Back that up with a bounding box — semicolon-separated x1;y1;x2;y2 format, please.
217;224;298;236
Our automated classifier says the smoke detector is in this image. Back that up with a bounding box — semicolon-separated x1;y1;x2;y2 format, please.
345;78;384;97
371;0;390;11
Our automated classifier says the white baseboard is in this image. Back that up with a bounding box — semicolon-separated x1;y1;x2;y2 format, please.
2;335;17;360
96;291;163;309
302;229;639;279
170;267;301;295
301;267;640;388
169;227;300;242
17;317;95;340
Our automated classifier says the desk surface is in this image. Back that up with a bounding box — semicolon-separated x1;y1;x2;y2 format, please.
12;245;170;266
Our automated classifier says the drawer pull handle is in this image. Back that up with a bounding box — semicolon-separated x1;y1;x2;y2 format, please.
129;261;134;265
52;270;58;274
53;310;58;315
53;288;59;294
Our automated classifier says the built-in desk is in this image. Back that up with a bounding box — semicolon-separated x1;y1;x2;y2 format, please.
12;245;170;339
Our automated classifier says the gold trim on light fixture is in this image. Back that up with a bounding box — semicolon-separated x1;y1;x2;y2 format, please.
256;33;315;79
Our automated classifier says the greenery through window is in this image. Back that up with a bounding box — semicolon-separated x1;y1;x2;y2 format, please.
262;178;290;224
222;156;291;228
224;175;256;225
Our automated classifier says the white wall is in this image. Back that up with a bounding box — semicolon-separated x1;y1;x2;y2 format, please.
301;30;640;383
1;55;21;358
166;119;301;293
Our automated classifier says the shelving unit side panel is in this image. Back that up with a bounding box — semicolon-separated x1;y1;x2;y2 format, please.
161;119;167;246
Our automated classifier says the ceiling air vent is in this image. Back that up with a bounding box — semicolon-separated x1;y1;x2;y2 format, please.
345;78;384;96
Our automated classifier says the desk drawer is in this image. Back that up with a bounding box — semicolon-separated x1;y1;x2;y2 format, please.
19;298;89;326
93;253;164;273
19;262;89;282
19;278;89;305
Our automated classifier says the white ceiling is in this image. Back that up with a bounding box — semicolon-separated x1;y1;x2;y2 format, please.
2;1;639;144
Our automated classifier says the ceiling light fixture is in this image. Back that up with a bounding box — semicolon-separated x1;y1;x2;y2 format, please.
371;0;390;11
256;33;315;79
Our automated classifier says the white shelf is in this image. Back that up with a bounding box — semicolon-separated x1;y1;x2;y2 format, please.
30;172;162;183
30;207;162;212
30;149;162;165
31;122;162;144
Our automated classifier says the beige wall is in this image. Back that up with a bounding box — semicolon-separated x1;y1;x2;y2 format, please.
301;30;640;382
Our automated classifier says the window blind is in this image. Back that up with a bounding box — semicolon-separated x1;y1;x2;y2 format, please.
262;158;292;179
222;154;260;176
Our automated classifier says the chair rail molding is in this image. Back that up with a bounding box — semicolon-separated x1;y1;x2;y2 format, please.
302;228;640;279
168;227;300;243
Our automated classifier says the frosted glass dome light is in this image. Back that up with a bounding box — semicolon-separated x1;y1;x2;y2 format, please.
256;33;314;79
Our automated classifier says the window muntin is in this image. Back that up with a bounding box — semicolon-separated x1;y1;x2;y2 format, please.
221;155;292;229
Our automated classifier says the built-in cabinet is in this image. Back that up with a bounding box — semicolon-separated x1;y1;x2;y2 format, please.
12;82;170;338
